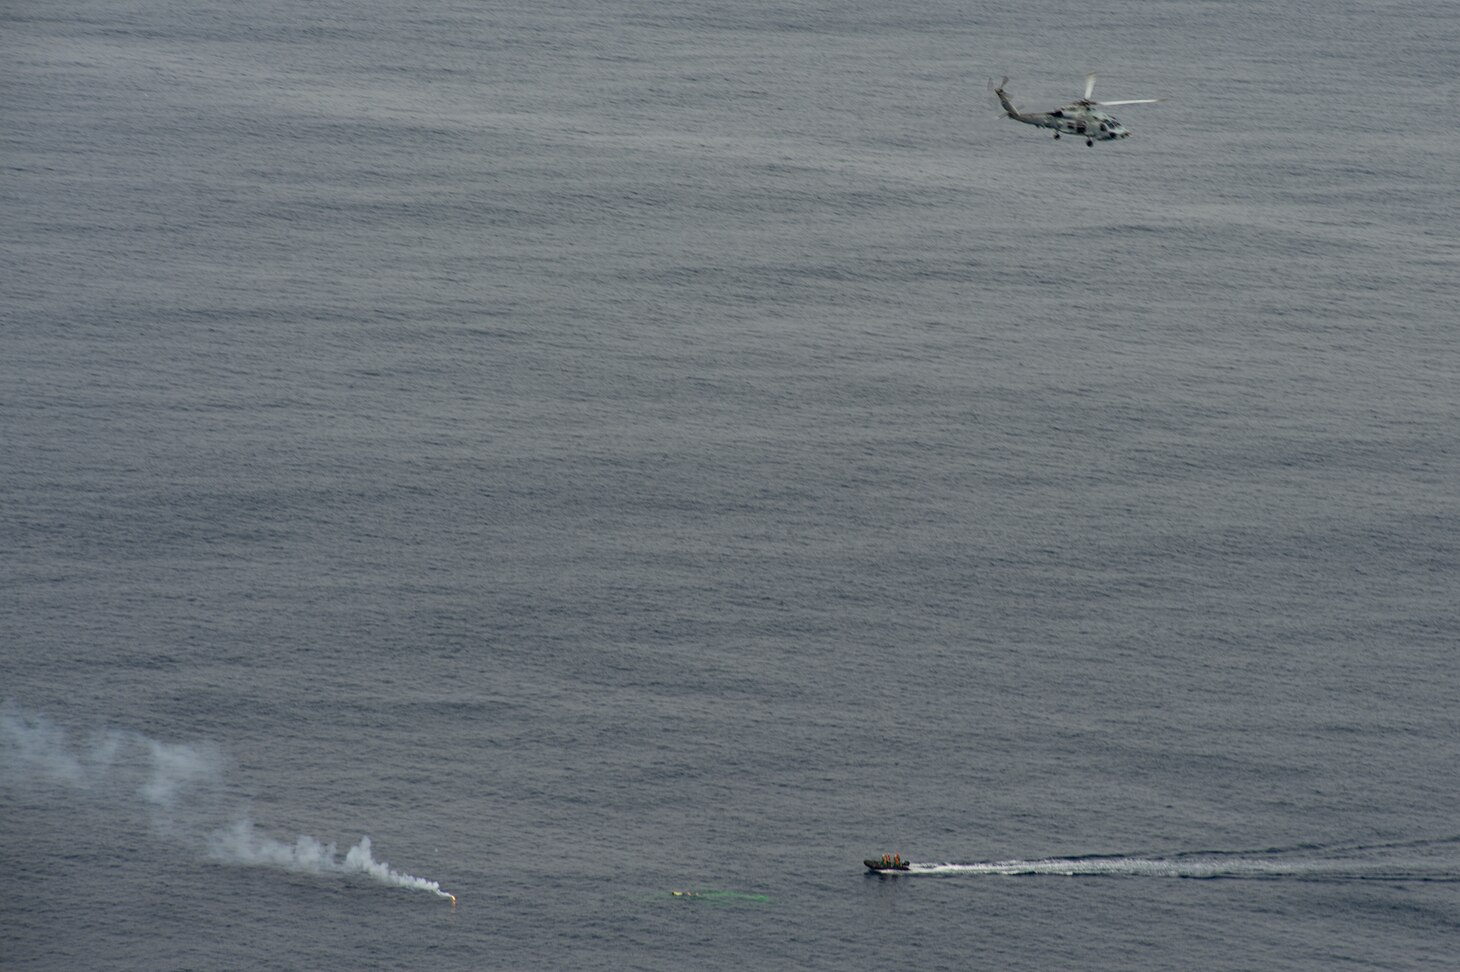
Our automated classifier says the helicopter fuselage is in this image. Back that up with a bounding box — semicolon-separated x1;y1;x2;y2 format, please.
1016;105;1130;141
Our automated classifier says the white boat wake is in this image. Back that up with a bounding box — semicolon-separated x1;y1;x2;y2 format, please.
891;839;1460;882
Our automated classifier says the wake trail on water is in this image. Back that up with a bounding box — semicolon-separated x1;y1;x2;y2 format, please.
903;839;1460;882
1;704;455;905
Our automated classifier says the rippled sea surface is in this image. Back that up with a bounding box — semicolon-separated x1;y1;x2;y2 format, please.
4;1;1458;968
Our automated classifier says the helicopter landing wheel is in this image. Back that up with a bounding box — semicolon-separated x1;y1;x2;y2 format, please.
1086;139;1094;147
1053;132;1060;139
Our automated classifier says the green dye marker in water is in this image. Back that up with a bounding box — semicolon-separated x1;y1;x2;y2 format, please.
669;889;770;903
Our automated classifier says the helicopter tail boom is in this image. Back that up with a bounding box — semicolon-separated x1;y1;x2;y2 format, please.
993;78;1050;128
994;78;1019;117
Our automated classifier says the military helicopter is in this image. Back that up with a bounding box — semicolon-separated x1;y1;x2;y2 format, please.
994;74;1162;146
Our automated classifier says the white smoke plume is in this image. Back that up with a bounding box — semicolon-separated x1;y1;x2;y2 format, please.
1;704;454;903
209;821;454;899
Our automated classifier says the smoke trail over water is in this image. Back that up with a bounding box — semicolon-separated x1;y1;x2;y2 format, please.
209;822;455;899
1;705;454;902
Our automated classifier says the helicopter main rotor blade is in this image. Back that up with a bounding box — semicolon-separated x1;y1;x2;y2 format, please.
1093;98;1164;106
1083;73;1097;100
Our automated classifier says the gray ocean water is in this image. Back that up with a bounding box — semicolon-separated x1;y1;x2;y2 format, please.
4;1;1459;968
